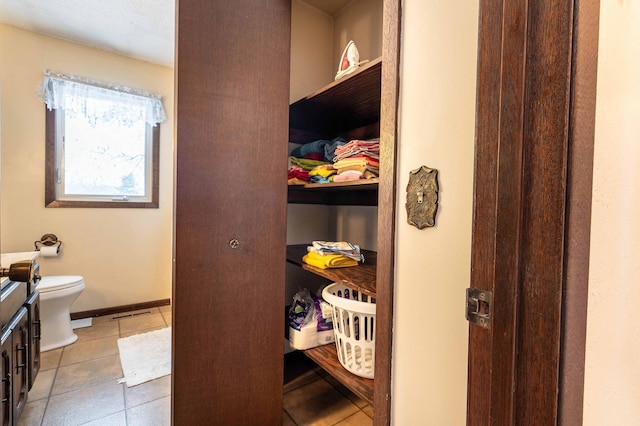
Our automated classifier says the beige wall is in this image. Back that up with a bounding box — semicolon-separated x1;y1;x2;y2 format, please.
0;25;174;312
290;0;334;102
291;0;383;96
392;0;478;423
333;0;383;71
584;1;640;424
286;1;333;304
288;0;333;246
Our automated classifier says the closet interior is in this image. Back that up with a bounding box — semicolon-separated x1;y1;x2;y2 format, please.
286;0;383;408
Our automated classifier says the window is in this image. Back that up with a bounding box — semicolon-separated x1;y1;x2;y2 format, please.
41;72;166;208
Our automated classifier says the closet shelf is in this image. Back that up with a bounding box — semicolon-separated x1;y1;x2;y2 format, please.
287;179;378;205
289;57;382;145
287;50;382;412
286;245;376;298
301;178;379;189
303;344;374;405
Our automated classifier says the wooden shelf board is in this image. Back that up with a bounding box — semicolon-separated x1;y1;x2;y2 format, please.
302;178;379;190
287;56;383;413
289;58;382;145
286;245;376;297
303;344;374;405
287;183;378;206
293;57;382;101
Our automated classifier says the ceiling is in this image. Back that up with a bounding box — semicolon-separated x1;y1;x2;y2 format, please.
302;0;353;15
0;0;352;68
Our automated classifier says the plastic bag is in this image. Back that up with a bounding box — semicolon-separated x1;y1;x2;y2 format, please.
288;288;335;349
288;289;317;331
312;292;333;332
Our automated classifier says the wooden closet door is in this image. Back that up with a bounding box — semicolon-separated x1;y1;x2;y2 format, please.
467;0;599;424
173;1;291;423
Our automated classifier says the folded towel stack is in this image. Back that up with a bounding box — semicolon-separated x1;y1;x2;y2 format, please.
302;251;358;269
332;139;380;182
288;156;331;185
333;139;380;162
301;241;364;269
288;138;379;185
290;137;346;161
308;164;337;184
290;156;328;170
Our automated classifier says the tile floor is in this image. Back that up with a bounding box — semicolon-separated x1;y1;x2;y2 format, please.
282;351;373;426
17;305;373;426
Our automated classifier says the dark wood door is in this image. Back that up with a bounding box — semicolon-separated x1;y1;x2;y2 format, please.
467;0;600;424
173;0;291;423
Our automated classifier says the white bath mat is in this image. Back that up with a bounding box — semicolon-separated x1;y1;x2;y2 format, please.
117;327;171;387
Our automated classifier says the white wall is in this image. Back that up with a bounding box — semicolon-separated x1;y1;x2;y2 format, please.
583;2;640;424
0;25;174;312
391;0;478;424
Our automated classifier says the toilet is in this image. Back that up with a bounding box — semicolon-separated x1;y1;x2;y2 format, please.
36;275;86;352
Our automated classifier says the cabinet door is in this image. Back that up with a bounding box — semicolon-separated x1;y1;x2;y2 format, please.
11;308;28;422
174;0;291;423
0;328;12;426
25;291;40;390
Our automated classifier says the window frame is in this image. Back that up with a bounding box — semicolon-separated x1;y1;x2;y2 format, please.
45;108;160;208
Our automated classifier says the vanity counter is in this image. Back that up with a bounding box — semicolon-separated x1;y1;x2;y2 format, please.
1;251;40;290
1;251;40;266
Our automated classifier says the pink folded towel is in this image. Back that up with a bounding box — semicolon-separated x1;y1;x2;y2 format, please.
333;170;363;182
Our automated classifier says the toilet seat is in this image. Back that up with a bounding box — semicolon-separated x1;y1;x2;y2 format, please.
38;275;84;292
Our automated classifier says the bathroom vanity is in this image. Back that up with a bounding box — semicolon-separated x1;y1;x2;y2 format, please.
0;253;41;425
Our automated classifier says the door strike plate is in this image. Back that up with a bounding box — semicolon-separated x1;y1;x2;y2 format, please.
466;288;492;329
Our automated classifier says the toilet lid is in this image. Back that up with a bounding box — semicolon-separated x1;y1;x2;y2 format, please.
37;275;84;292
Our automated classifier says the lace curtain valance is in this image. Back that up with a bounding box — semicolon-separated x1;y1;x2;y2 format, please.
38;71;167;127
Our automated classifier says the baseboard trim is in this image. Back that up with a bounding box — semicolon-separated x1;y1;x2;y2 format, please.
70;299;171;320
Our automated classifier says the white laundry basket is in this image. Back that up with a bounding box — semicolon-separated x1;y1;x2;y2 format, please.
322;283;376;379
